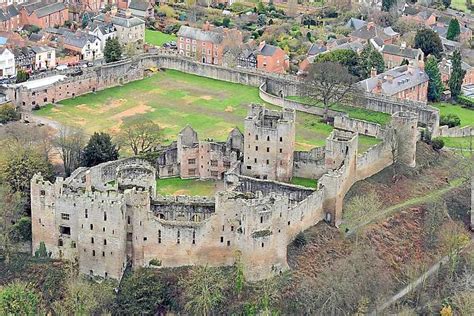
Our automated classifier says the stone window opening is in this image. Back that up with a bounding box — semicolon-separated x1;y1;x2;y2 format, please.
280;137;283;142
254;158;257;163
143;237;147;241
255;146;258;151
267;147;270;152
127;233;132;241
102;251;105;257
60;226;71;235
227;240;230;246
90;224;93;230
222;225;225;231
127;216;131;225
220;236;224;243
231;226;234;231
192;231;196;245
255;135;258;140
158;230;162;244
71;241;76;248
105;272;108;278
85;209;88;218
247;166;251;170
38;218;41;224
92;250;96;256
91;237;94;244
288;221;291;226
266;160;269;165
262;242;265;248
58;239;63;247
260;216;263;223
104;239;107;245
102;227;105;232
177;230;180;244
279;148;282;153
104;212;107;221
267;136;270;141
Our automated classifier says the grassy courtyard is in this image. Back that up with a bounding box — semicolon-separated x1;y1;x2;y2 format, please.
156;177;221;196
290;177;318;188
145;30;177;46
433;102;474;127
35;70;380;152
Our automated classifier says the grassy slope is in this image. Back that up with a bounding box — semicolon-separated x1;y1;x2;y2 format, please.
286;96;392;125
145;30;177;46
156;177;218;196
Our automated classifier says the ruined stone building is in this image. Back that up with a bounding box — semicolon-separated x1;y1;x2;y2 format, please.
31;105;419;281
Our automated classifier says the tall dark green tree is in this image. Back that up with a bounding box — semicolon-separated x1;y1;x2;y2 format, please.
425;55;444;102
414;28;443;59
104;37;122;63
382;0;396;11
448;50;466;100
442;0;451;8
446;18;460;41
81;132;119;167
359;46;385;79
315;49;361;77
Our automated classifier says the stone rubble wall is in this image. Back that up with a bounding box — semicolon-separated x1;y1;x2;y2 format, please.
438;125;474;137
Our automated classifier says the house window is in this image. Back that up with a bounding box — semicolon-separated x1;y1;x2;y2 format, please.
188;169;196;176
91;237;94;244
61;213;69;220
103;212;107;221
210;171;219;177
210;160;218;167
188;158;196;164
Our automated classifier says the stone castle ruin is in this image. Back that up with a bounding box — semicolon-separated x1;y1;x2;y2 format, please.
31;105;418;281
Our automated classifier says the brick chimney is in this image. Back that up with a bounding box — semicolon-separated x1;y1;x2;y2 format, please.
370;67;377;78
202;21;211;31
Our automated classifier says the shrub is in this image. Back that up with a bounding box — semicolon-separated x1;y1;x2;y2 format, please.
458;95;474;108
0;103;20;124
11;217;32;242
431;138;445;151
440;113;461;128
294;232;307;248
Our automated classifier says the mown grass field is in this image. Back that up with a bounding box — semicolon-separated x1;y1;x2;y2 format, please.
145;30;177;46
35;70;380;152
156;177;221;196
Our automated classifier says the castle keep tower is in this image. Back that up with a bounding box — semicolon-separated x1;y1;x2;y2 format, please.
391;111;418;168
243;104;295;182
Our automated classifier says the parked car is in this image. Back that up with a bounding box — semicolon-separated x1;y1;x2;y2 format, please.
56;64;68;71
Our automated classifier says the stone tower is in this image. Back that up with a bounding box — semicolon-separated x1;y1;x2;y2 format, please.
242;104;295;182
391;111;418;168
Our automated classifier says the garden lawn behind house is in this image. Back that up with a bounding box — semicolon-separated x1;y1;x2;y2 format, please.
145;30;177;46
433;102;474;127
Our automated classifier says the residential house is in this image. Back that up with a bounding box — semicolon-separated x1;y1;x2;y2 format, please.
345;17;366;31
0;4;19;31
93;9;145;48
128;0;153;19
13;46;35;73
381;43;424;69
298;42;326;75
237;47;257;68
63;31;103;61
31;45;55;70
350;22;399;45
177;22;243;65
20;1;68;29
430;18;472;44
439;58;474;88
89;21;116;50
356;64;429;102
255;41;289;74
0;47;15;78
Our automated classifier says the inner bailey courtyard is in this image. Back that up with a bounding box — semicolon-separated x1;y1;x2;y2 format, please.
31;104;418;281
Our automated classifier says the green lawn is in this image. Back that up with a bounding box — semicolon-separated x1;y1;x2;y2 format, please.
440;136;474;149
145;30;177;46
290;177;318;188
156;177;220;196
286;96;392;125
35;70;334;151
433;102;474;127
450;0;470;12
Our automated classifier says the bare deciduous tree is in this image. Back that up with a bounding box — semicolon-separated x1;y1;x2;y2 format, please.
0;185;24;264
300;61;357;120
120;120;161;155
55;127;86;176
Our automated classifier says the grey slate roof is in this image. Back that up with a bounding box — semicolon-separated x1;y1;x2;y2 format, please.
357;65;428;96
177;25;224;44
64;31;99;48
0;5;19;22
90;21;116;35
35;2;66;18
351;24;399;41
258;43;278;56
307;43;326;56
94;13;145;28
345;18;366;31
31;45;54;54
129;0;150;11
329;41;364;53
381;44;422;59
